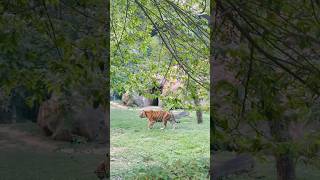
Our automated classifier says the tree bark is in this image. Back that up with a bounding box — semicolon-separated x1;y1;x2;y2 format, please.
276;153;295;180
193;93;203;124
269;114;296;180
12;105;17;123
196;109;203;124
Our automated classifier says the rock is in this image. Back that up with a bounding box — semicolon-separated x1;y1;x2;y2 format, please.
173;111;190;119
122;93;150;107
72;106;107;143
161;78;182;96
37;94;63;136
51;128;73;142
211;154;254;179
121;93;132;106
37;93;107;143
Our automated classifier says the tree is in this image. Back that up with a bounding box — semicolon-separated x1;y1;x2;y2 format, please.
111;0;210;116
1;0;110;175
0;0;108;110
212;1;320;179
191;85;203;124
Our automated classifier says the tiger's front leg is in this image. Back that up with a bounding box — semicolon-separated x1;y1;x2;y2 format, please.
161;120;167;130
169;120;176;129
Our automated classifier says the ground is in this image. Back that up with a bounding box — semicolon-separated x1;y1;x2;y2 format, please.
109;104;319;180
0;122;105;180
213;151;320;180
1;106;318;179
110;106;210;179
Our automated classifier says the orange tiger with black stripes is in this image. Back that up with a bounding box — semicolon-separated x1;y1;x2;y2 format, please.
139;109;180;129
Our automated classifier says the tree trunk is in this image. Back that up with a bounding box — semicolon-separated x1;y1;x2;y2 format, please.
193;94;203;124
268;114;296;180
276;153;295;180
196;109;203;124
12;105;17;123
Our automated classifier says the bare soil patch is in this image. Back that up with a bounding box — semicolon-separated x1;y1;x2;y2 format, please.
0;125;60;150
111;101;128;109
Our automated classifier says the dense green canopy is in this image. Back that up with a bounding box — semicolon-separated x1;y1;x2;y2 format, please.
111;0;209;110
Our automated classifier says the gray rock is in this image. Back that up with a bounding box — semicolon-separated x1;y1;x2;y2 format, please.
211;154;254;179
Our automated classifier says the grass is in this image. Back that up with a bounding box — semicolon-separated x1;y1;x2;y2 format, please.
213;151;320;180
0;148;102;180
110;108;210;179
0;122;104;180
226;162;320;180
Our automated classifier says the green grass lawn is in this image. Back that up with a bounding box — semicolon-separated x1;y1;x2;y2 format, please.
110;108;210;179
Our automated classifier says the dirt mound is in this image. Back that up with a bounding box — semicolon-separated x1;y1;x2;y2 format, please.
0;124;107;155
110;102;128;109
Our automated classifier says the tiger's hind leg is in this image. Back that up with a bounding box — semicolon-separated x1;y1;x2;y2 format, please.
148;121;155;129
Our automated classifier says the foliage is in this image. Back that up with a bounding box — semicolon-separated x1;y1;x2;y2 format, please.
0;0;108;108
111;0;210;111
212;0;320;178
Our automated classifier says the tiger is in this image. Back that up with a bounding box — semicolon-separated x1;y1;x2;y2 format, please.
139;109;180;129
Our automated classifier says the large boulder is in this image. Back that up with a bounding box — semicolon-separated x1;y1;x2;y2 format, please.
37;93;107;143
37;94;62;136
122;92;149;107
52;128;73;141
72;106;107;142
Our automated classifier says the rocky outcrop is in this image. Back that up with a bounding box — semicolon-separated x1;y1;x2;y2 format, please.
72;106;107;142
121;93;150;107
51;128;73;141
37;94;62;136
37;93;107;143
173;111;190;119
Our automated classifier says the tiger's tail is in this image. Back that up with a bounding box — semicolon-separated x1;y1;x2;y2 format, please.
170;111;180;123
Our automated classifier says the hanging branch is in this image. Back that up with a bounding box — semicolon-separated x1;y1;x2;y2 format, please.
135;0;209;90
216;0;320;95
228;1;320;75
41;0;63;61
111;0;130;50
241;43;254;117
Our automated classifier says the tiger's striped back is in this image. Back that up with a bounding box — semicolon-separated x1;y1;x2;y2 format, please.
139;109;178;129
140;110;174;122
